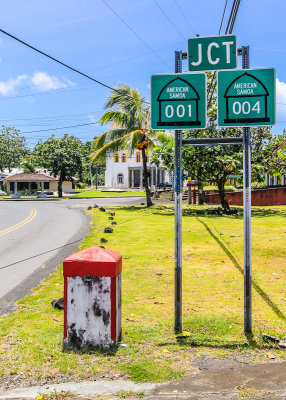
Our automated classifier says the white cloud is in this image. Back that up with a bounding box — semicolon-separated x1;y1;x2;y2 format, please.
31;71;74;92
276;77;286;120
0;74;27;96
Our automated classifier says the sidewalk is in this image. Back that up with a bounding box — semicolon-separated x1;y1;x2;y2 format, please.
1;359;286;400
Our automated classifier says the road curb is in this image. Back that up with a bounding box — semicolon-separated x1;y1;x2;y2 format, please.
0;380;156;399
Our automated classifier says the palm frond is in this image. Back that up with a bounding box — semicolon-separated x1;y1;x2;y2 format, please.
154;130;175;145
120;130;142;155
91;128;128;152
100;110;133;127
90;136;126;162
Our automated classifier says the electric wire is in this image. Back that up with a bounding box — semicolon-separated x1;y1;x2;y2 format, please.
153;0;186;40
229;0;241;33
173;0;196;35
20;122;99;134
225;0;236;33
0;59;162;102
207;0;241;109
101;0;172;70
218;0;228;35
0;110;102;122
1;60;163;98
0;28;151;105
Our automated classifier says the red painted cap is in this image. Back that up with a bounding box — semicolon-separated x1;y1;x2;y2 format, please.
63;246;122;277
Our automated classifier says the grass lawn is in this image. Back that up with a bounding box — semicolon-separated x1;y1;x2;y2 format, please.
0;205;285;385
75;190;145;198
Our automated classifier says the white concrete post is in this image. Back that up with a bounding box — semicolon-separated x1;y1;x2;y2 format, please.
63;246;122;351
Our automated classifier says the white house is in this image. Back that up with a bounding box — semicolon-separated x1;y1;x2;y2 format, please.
105;150;171;189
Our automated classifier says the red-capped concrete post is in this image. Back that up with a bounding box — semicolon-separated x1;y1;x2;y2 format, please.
63;246;122;350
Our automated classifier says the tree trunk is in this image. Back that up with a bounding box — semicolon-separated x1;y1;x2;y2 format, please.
217;178;230;213
58;179;63;198
141;148;153;207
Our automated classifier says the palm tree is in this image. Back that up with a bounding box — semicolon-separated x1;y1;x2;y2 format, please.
90;84;172;207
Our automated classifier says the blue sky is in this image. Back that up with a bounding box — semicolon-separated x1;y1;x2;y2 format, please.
0;0;286;148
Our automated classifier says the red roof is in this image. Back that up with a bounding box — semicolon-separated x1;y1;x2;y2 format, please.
3;173;57;182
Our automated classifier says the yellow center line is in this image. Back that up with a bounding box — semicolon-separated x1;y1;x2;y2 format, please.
0;209;37;237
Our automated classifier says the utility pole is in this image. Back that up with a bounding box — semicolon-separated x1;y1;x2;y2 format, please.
174;50;183;333
96;164;98;190
89;165;93;188
241;45;252;333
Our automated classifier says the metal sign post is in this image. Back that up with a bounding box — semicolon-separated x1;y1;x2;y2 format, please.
174;50;183;333
242;46;252;333
150;36;276;336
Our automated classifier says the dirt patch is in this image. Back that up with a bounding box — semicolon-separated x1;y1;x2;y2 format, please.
151;359;286;399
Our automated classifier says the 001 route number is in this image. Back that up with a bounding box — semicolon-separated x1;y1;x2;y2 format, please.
164;104;192;118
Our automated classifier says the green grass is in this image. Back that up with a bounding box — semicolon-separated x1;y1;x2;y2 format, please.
75;190;145;198
0;205;285;384
114;391;146;398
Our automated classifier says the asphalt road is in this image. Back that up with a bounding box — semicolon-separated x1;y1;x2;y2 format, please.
0;196;144;315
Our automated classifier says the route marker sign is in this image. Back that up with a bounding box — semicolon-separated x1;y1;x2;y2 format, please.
217;68;276;127
188;35;237;72
151;73;206;129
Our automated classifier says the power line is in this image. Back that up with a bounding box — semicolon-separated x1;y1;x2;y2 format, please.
225;0;236;33
218;0;228;35
4;60;163;97
0;29;116;91
207;0;241;109
173;0;196;35
1;40;184;100
101;0;172;70
228;0;241;33
20;122;99;134
0;28;151;105
0;59;162;103
153;0;186;40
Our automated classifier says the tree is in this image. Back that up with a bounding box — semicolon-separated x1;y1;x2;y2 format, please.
80;141;105;187
0;126;28;171
35;135;84;197
90;84;170;207
263;132;286;177
152;73;275;213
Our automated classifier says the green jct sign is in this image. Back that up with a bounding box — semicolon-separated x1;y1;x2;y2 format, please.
151;73;206;130
188;35;237;72
218;68;276;127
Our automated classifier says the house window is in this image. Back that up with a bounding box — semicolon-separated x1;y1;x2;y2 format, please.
121;153;127;163
136;152;141;163
118;174;124;184
44;182;50;190
114;153;119;163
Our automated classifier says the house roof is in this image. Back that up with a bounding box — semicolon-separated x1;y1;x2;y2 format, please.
3;173;56;182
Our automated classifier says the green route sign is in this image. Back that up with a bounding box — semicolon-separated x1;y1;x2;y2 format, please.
217;68;276;127
188;35;237;72
150;73;206;130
